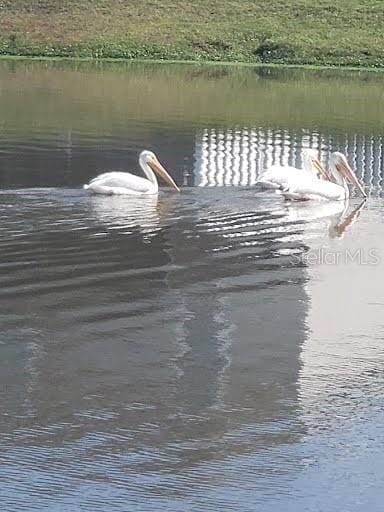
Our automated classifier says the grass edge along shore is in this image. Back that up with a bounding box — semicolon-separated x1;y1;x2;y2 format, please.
1;40;384;70
0;1;383;69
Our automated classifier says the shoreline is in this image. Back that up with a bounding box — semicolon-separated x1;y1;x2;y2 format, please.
1;54;384;74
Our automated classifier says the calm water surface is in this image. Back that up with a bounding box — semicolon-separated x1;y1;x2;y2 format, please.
0;61;383;511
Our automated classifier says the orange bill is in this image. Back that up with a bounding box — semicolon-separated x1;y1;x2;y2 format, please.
148;157;180;192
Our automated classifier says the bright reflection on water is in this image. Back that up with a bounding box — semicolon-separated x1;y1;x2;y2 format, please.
0;60;383;511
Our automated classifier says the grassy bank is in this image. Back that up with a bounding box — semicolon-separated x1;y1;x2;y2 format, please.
0;1;383;67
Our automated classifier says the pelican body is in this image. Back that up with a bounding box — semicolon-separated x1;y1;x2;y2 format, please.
282;152;366;201
257;149;328;191
84;150;180;195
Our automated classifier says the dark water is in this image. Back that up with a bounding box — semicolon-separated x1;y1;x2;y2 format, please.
0;60;384;511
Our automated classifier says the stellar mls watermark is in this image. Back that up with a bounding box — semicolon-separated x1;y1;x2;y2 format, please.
293;247;381;266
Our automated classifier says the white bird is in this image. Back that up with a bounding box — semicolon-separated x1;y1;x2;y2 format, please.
282;152;366;201
83;150;180;195
257;149;328;191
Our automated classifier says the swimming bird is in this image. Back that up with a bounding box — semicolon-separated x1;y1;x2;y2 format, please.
282;152;366;201
83;150;180;195
257;149;328;191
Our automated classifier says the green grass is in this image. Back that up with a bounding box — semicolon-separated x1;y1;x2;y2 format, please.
0;0;383;67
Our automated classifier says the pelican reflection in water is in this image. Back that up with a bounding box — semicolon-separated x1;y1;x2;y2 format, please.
284;198;366;239
86;193;180;239
328;199;366;238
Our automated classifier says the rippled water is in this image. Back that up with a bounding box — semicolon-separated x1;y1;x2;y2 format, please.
0;61;383;511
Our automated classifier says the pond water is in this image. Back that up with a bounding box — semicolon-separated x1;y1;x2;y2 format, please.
0;60;383;511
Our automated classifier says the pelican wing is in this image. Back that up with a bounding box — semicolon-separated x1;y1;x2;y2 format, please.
283;174;346;201
86;171;154;195
258;165;314;191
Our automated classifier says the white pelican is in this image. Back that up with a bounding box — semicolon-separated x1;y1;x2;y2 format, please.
257;149;328;191
282;152;366;201
83;150;180;195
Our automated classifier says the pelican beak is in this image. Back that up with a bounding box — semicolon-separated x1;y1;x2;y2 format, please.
336;161;367;198
312;158;331;181
148;157;180;192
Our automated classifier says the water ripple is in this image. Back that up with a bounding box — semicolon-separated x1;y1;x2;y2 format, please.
0;183;383;512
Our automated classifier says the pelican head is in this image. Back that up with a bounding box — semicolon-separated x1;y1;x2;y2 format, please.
303;149;330;180
330;152;366;198
139;150;180;192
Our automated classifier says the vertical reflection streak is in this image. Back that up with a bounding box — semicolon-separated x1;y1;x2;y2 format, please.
193;127;384;191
